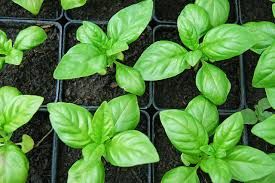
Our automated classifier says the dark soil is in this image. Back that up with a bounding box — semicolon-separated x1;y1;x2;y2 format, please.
0;0;61;20
155;0;237;23
240;0;274;23
11;112;53;183
153;26;241;110
62;24;152;108
66;0;139;21
0;22;60;105
57;112;150;183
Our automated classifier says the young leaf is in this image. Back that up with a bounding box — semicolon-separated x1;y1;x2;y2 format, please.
196;62;231;105
20;134;34;153
0;144;29;183
108;94;140;133
195;0;229;27
161;167;199;183
184;50;203;67
107;0;153;44
61;0;87;10
4;48;23;65
160;110;208;155
54;43;108;80
225;145;275;182
185;95;219;135
252;43;275;88
82;143;105;162
14;26;47;50
105;130;159;167
89;102;114;144
0;39;12;55
252;115;275;145
134;41;188;81
273;3;275;18
106;41;129;56
12;0;43;15
243;21;275;54
0;57;4;70
213;112;243;152
241;108;258;125
266;88;275;109
180;153;200;166
201;24;255;61
0;86;21;116
48;102;93;148
177;4;210;50
115;62;145;96
68;159;104;183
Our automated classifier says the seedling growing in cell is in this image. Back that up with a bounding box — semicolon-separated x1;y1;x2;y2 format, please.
0;86;44;183
48;94;159;183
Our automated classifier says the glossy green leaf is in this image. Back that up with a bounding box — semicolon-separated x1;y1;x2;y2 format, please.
12;0;43;15
201;24;255;61
68;159;104;183
0;144;29;183
105;130;159;167
134;41;188;81
108;94;140;133
266;88;275;109
185;95;219;135
4;48;23;65
106;41;129;56
54;43;107;80
48;102;93;148
107;0;153;44
14;26;47;50
161;166;199;183
61;0;87;10
213;112;243;152
196;62;231;105
252;115;275;145
225;145;275;182
180;153;200;166
195;0;229;27
241;108;258;125
273;3;275;18
243;21;275;54
160;110;208;155
82;143;105;162
252;43;275;88
21;134;34;153
184;50;203;67
0;30;9;55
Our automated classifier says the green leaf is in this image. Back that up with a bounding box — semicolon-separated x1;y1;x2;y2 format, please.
273;3;275;18
21;134;34;153
241;109;258;125
115;62;145;96
184;50;203;67
90;102;114;143
177;4;210;50
213;112;243;152
180;153;200;166
243;21;275;54
105;130;159;167
185;95;219;135
200;158;232;183
196;62;231;105
61;0;87;10
252;43;275;88
48;102;93;148
257;98;271;112
161;166;199;183
252;115;275;145
195;0;229;27
201;24;255;61
266;88;275;109
160;110;208;155
108;94;140;133
54;43;107;80
14;26;47;50
134;41;188;81
107;0;152;44
225;145;275;182
0;57;4;70
106;41;129;56
4;48;23;65
0;30;10;55
12;0;43;15
0;144;29;183
68;159;104;183
82;143;105;162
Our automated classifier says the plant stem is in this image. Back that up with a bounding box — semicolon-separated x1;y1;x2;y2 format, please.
35;128;53;148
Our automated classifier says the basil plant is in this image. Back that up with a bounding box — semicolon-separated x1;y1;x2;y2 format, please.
0;26;47;70
0;86;44;183
134;0;255;105
54;0;153;96
159;95;275;183
48;94;159;183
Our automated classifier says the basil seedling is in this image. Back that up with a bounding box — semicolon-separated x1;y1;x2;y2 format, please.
0;26;47;70
0;86;44;183
134;1;256;105
11;0;44;15
48;94;159;183
160;95;275;183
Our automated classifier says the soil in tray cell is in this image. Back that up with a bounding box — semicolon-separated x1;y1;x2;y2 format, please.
0;23;59;105
0;0;61;20
57;112;150;183
153;26;241;110
62;24;152;108
11;112;53;183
